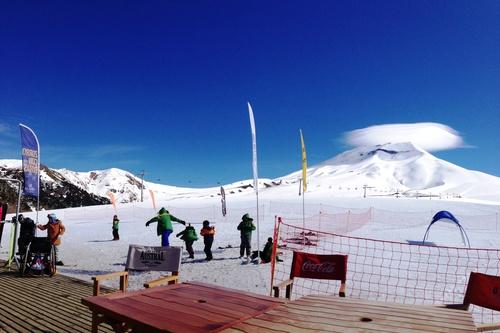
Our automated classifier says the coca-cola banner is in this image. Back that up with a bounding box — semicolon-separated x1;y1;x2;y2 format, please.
290;251;347;282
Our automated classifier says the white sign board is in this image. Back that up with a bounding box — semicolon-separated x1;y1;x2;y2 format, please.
126;244;182;272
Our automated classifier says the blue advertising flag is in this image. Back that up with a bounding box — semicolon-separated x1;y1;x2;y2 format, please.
19;124;40;197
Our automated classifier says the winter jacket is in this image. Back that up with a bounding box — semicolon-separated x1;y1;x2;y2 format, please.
147;208;185;235
20;217;36;240
112;218;119;230
261;241;273;263
237;215;256;236
176;226;198;241
38;220;65;245
200;226;215;237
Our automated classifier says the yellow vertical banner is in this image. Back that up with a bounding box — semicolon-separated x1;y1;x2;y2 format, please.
149;189;156;210
108;192;117;213
300;129;307;193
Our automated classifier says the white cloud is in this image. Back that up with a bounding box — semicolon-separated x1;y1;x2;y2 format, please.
344;123;465;152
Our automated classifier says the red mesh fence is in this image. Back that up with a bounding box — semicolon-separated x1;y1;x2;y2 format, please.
272;218;500;327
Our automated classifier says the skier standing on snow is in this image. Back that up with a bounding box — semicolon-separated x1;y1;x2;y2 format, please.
146;207;185;246
176;223;198;259
112;215;120;240
237;213;256;259
38;213;66;266
200;220;215;261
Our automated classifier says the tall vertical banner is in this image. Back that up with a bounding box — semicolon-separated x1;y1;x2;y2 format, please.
149;189;157;210
108;192;117;213
19;124;40;198
247;102;260;260
300;129;307;232
247;102;258;193
300;129;307;193
220;186;227;217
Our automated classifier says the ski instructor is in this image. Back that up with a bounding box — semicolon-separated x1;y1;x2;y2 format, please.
146;207;186;246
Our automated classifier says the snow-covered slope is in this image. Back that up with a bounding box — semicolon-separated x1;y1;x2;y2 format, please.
276;142;500;201
2;142;500;206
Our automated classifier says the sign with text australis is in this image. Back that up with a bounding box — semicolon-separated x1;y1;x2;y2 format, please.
126;245;181;272
290;252;347;282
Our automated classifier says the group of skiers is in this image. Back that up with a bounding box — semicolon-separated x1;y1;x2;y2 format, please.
17;207;272;267
144;207;274;263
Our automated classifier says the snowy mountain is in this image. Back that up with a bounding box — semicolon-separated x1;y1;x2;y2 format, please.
277;142;500;201
1;142;500;212
0;160;110;212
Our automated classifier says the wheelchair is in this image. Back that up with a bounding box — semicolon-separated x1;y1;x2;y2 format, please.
21;237;56;277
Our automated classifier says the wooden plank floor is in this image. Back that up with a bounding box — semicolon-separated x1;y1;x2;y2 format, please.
0;261;114;333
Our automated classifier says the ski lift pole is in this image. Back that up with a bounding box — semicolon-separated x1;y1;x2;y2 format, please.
1;177;22;269
300;178;306;245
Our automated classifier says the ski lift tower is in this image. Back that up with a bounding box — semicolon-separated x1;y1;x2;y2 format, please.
137;170;145;202
363;185;374;198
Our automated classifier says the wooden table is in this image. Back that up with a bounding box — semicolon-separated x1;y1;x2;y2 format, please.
81;281;285;333
223;295;477;333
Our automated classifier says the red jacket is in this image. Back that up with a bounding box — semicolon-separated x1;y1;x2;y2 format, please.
38;220;65;245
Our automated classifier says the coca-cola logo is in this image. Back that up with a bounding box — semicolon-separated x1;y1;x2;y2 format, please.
302;260;336;274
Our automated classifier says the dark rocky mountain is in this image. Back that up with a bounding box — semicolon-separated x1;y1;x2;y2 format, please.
0;164;109;214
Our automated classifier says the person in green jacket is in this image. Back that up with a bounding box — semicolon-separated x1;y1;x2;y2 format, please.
146;207;185;246
176;224;198;259
112;215;120;240
237;213;256;259
251;237;276;263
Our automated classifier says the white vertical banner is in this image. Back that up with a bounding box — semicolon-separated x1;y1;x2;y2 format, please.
248;102;258;192
247;102;260;260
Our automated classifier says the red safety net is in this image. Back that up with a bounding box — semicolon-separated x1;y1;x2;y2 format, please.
271;217;500;326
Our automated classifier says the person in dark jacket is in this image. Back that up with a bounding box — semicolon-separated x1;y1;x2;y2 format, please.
146;207;185;246
112;215;120;240
251;237;274;263
200;220;215;261
237;213;256;259
17;214;36;258
176;224;198;259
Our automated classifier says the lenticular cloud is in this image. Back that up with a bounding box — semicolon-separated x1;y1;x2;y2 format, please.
344;123;465;152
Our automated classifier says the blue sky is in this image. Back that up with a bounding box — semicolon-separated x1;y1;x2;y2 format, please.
1;1;499;187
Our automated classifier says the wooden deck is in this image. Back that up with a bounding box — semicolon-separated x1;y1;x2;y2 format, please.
0;261;114;333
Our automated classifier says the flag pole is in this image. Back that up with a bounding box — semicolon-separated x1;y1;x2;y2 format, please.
302;182;306;232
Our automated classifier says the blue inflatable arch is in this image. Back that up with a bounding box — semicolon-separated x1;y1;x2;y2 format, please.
422;210;471;248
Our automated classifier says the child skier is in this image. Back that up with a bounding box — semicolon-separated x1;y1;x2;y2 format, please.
112;215;120;240
176;224;198;259
146;207;186;246
200;220;215;261
251;237;274;263
237;213;256;259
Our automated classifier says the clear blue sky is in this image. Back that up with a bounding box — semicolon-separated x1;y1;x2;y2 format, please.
1;1;499;187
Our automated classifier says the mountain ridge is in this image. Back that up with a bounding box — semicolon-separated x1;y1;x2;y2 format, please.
1;142;500;212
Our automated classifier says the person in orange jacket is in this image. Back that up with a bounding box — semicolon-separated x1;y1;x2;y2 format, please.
200;220;215;261
38;213;66;266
